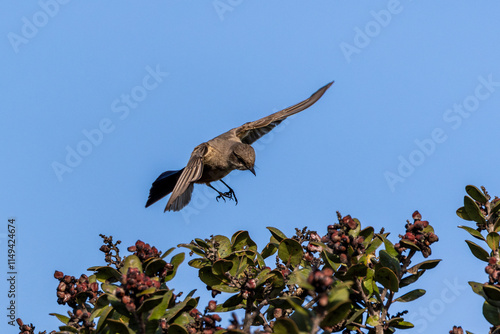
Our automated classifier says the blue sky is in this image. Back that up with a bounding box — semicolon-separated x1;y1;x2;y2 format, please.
2;1;500;333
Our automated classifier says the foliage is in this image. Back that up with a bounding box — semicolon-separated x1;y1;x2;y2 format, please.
17;213;441;334
457;185;500;334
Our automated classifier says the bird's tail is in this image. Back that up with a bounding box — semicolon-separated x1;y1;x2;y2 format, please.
145;168;184;208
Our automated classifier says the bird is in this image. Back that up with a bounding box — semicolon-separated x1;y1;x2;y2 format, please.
145;81;333;212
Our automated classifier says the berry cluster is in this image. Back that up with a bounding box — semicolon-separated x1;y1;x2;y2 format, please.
307;268;334;294
321;215;365;265
127;240;161;262
127;240;174;281
396;211;438;258
304;232;323;265
54;271;100;308
115;267;161;313
184;306;223;334
99;234;122;267
449;326;464;334
485;257;500;285
16;319;40;334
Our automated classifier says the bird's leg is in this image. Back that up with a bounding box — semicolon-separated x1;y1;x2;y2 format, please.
219;179;238;205
208;184;227;203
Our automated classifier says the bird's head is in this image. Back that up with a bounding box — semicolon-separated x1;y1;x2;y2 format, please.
230;143;256;175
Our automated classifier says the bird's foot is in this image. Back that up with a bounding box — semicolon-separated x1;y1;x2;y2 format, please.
223;190;238;205
215;194;227;202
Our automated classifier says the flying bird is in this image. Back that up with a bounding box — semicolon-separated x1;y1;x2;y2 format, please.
146;81;333;212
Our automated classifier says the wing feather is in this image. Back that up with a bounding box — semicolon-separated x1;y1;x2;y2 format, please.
165;143;208;211
235;81;333;144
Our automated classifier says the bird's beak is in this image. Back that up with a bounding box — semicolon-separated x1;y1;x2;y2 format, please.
249;167;256;176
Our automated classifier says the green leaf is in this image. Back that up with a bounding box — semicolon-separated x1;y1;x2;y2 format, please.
466;185;488;203
171;252;185;267
359;226;374;245
465;240;490;262
57;326;79;333
391;320;414;329
487;232;500;251
365;237;383;254
464;196;486;225
212;284;240;293
177;243;205;256
458;225;485;241
484;284;500;301
144;258;167;276
194;238;210;249
90;294;110;322
136;294;165;314
288;268;314;290
483;301;500;326
105;319;134;334
164;291;198;323
343;263;368;279
320;301;351;328
456;207;473;221
273;318;300;334
407;259;441;274
345;307;366;325
400;270;426;288
399;239;421;251
261;242;278;259
288;299;312;333
137;287;157;297
394;289;426;302
469;281;486;298
212;259;233;276
87;266;122;283
95;305;113;333
101;282;117;295
321;250;339;271
160;247;176;259
382;238;399;257
494;216;500;233
374;267;399;292
199;267;224;287
164;253;185;282
213;235;232;258
220;294;244;311
266;227;287;243
148;290;173;321
278;239;303;267
167;323;189;334
379;250;401;276
255;267;273;286
269;270;286;288
49;313;70;325
232;231;257;252
255;251;266;268
120;255;143;275
366;314;380;326
188;258;208;269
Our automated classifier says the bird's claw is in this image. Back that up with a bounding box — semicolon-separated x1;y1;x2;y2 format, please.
215;194;227;203
215;191;238;205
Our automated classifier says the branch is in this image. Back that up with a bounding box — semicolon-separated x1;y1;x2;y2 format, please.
355;278;376;316
242;299;268;333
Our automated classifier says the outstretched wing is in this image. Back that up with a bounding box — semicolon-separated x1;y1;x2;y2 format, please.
235;81;333;144
165;143;208;212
